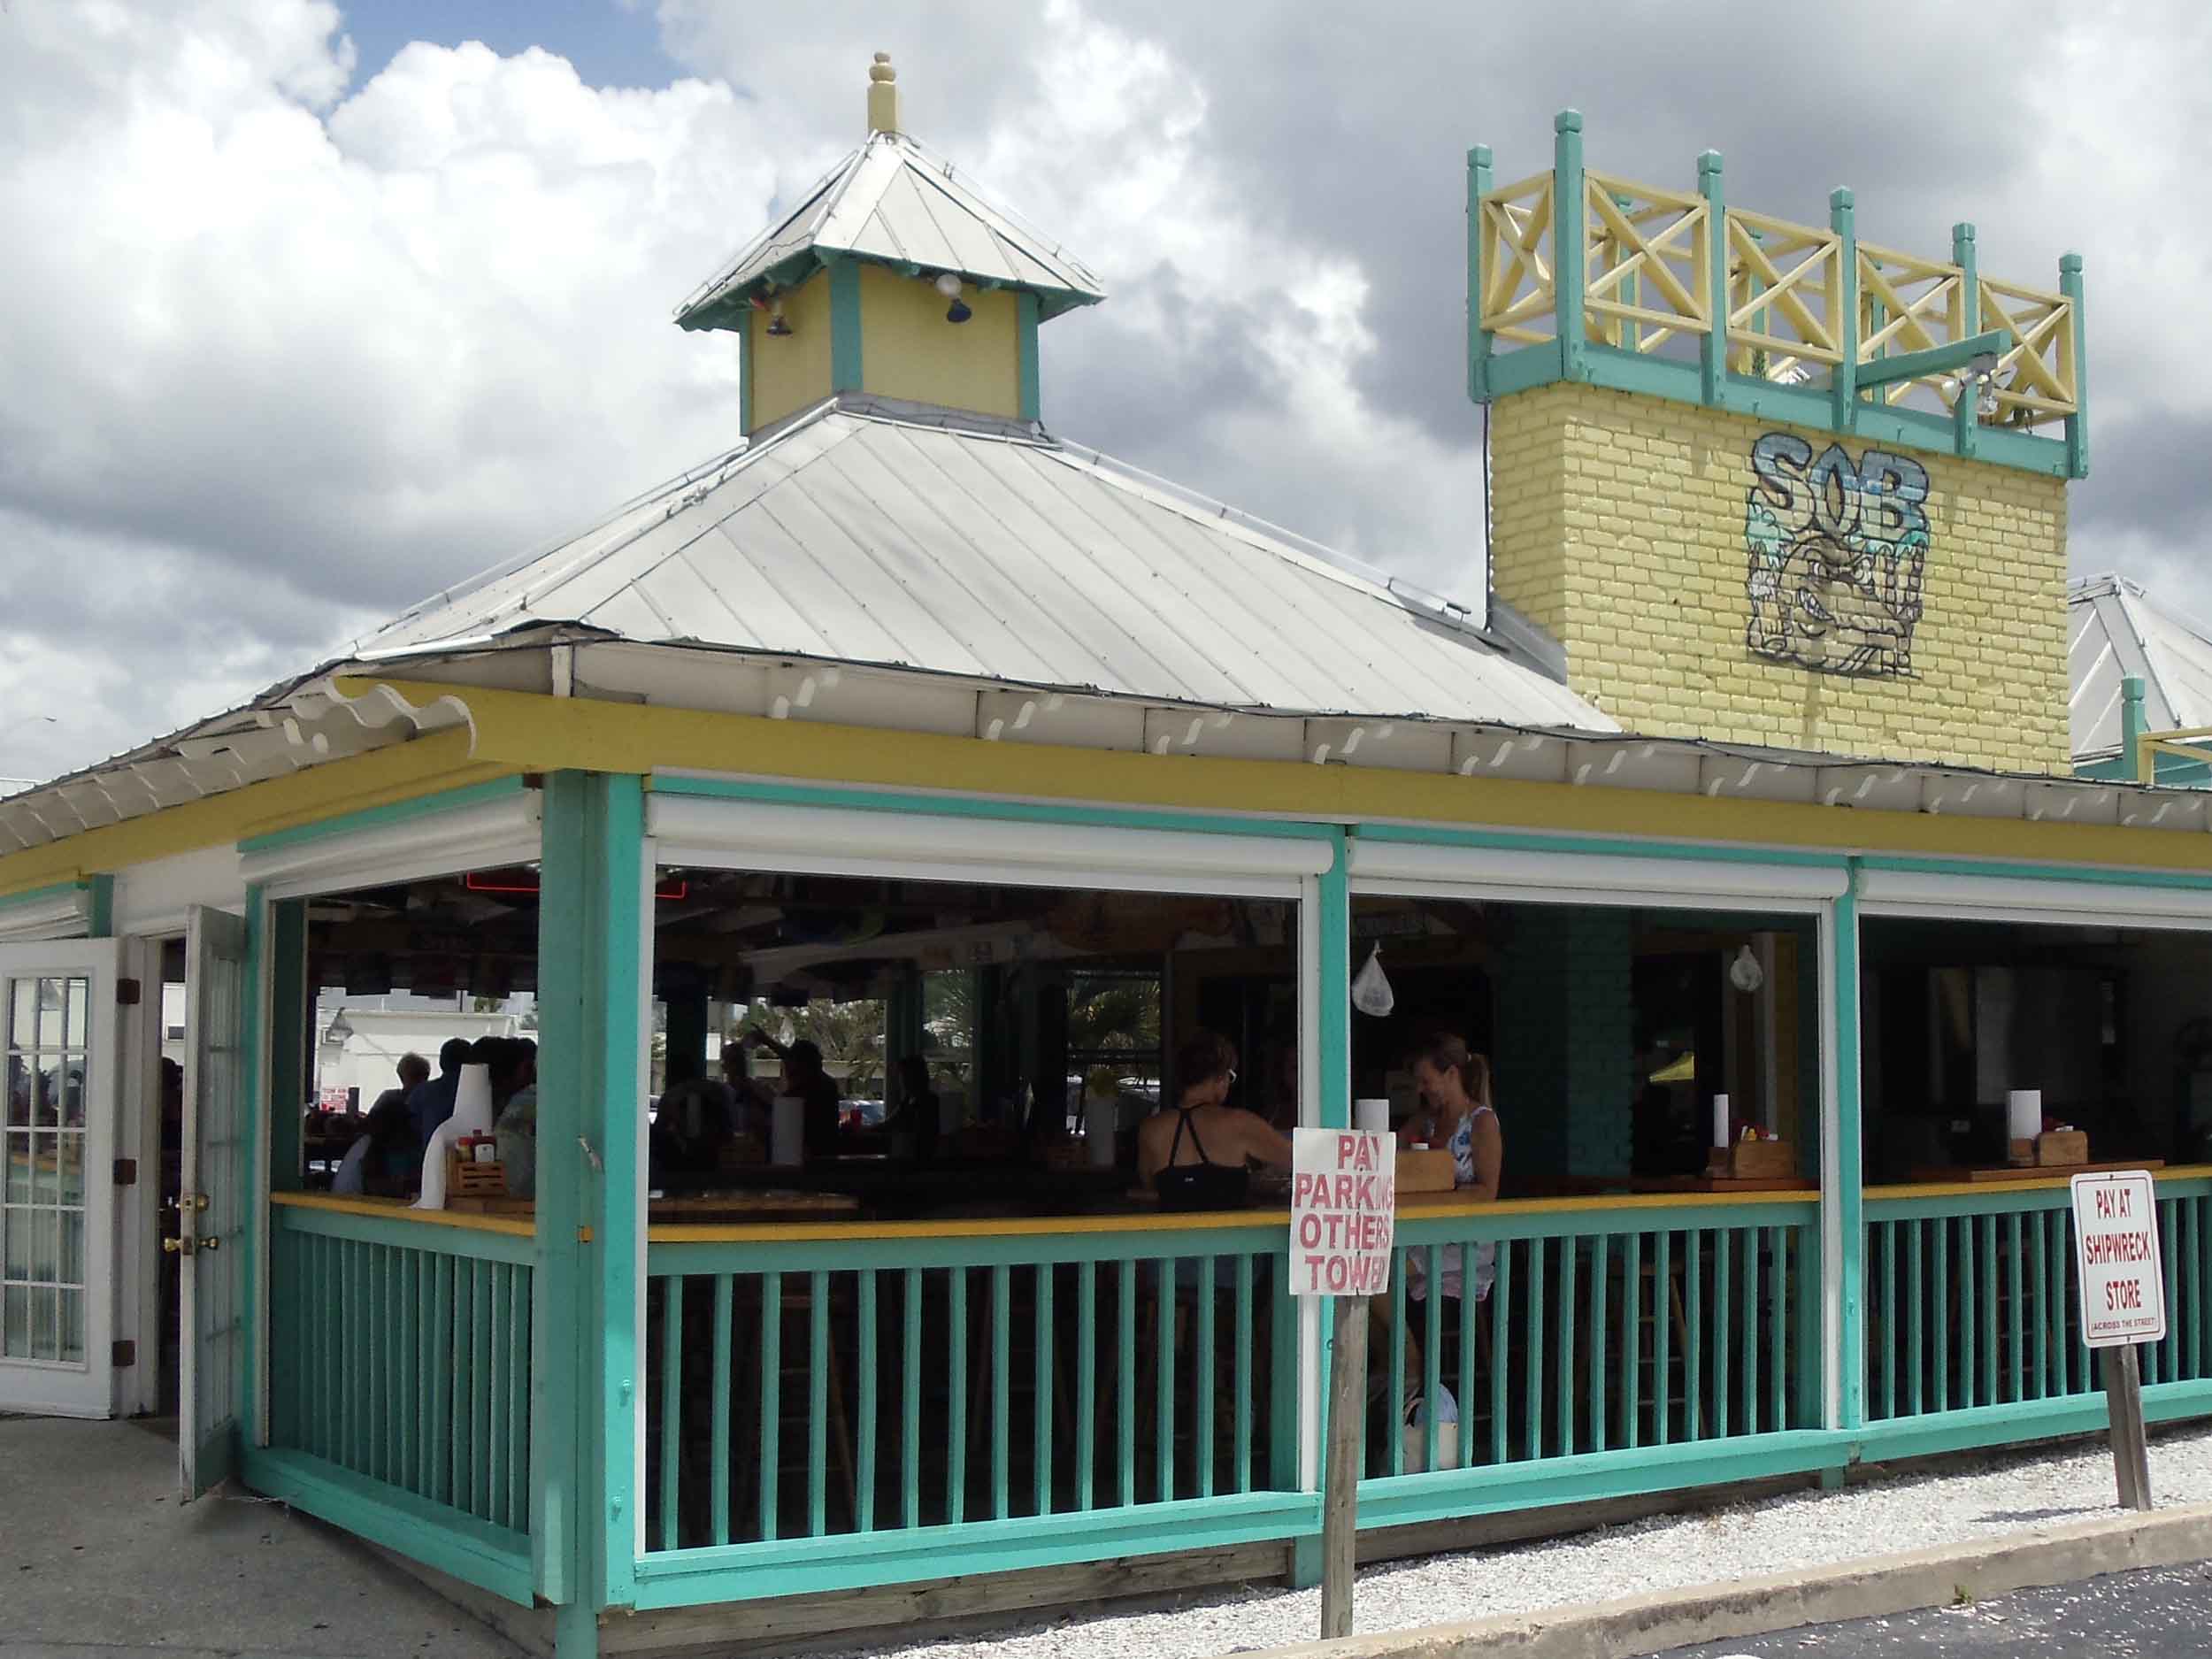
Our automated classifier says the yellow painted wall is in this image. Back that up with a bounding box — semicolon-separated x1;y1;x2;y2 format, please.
858;263;1021;418
746;268;835;432
1488;383;2072;773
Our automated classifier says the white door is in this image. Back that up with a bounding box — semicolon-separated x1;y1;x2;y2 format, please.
178;905;247;1500
0;939;124;1417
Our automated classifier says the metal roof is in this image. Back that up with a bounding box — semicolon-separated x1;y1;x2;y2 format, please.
2069;573;2212;759
674;133;1107;330
355;396;1610;734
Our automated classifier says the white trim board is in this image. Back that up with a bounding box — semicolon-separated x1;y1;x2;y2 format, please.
646;796;1331;899
1858;869;2212;932
239;795;543;902
1346;841;1846;910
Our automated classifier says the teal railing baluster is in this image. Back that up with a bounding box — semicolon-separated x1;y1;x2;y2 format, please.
1559;1233;1578;1454
760;1271;782;1541
948;1266;968;1525
487;1261;506;1523
1590;1233;1609;1455
859;1270;878;1531
1424;1244;1443;1473
711;1273;733;1546
991;1263;1010;1522
1388;1250;1407;1476
1490;1240;1511;1466
1034;1263;1054;1516
810;1270;831;1538
1623;1231;1642;1449
1714;1226;1732;1439
1932;1217;1950;1414
2032;1212;2051;1400
1654;1230;1671;1447
433;1256;455;1507
474;1259;493;1517
1234;1255;1255;1493
1684;1229;1703;1441
1526;1236;1547;1461
1196;1256;1217;1499
2160;1199;2182;1385
902;1267;921;1531
1078;1262;1098;1511
1979;1215;1998;1408
1118;1259;1135;1508
1156;1258;1177;1500
1908;1218;1925;1416
660;1274;684;1551
1739;1227;1757;1436
2007;1213;2024;1404
1769;1227;1786;1435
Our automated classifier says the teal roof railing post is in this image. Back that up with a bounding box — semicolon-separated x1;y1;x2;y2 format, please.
1698;150;1726;407
2122;673;2149;784
1468;145;1494;402
2061;252;2088;479
1830;188;1859;434
1553;111;1587;383
1952;222;1979;461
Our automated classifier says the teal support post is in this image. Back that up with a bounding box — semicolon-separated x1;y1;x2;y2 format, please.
1291;830;1352;1589
1830;188;1858;432
1952;222;1979;461
84;874;113;938
2061;252;2088;478
267;901;308;1194
535;772;648;1649
237;883;267;1463
737;313;755;438
1468;145;1494;402
2122;674;2149;784
1552;111;1586;383
1017;291;1041;423
1698;150;1726;405
1831;863;1866;1432
829;257;864;393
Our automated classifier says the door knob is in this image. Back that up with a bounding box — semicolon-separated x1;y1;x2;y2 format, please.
197;1236;221;1253
162;1236;195;1256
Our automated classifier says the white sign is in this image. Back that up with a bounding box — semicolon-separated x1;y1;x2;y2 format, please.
1290;1129;1395;1297
2070;1171;2168;1349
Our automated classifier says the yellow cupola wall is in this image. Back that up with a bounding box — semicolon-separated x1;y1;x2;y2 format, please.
673;53;1107;438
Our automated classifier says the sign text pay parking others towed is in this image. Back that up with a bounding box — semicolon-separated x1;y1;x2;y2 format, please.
1291;1129;1396;1296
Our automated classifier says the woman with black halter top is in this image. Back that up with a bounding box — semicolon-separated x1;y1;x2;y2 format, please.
1138;1031;1294;1211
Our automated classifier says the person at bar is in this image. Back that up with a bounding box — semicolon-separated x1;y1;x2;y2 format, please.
1379;1034;1504;1422
881;1054;942;1164
493;1037;539;1199
368;1051;429;1122
1138;1029;1291;1209
407;1036;472;1151
743;1029;843;1160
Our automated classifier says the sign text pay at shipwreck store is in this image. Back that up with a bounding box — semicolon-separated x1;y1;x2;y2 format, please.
1290;1129;1395;1297
2071;1171;2168;1348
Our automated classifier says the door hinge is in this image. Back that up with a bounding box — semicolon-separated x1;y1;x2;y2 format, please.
116;978;142;1007
113;1158;137;1187
111;1340;135;1369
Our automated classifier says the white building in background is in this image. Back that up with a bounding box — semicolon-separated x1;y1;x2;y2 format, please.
311;996;526;1112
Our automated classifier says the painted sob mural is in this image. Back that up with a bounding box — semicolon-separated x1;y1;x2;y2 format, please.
1744;434;1931;678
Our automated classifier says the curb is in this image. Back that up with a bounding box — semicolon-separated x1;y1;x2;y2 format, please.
1246;1504;2212;1659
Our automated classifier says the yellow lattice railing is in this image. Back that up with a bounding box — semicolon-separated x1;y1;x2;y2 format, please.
1855;242;1968;411
1478;169;1557;344
1976;276;2078;426
1725;208;1843;376
1585;169;1710;351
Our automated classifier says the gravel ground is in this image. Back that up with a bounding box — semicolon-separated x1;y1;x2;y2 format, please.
818;1425;2212;1659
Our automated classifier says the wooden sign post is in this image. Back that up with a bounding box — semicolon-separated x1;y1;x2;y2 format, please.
1291;1127;1397;1640
2070;1171;2165;1511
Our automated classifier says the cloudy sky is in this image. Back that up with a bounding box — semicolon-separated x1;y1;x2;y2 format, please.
2;0;2208;787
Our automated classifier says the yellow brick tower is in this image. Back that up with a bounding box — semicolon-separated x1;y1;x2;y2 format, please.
1472;113;2087;773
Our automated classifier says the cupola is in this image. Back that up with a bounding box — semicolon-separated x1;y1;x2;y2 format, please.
674;54;1106;436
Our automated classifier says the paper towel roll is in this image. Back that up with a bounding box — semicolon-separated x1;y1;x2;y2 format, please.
1355;1097;1391;1135
414;1063;495;1210
772;1094;804;1167
1084;1094;1118;1167
2007;1088;2043;1142
1712;1093;1732;1150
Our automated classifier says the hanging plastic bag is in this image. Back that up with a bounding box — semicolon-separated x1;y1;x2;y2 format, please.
1351;944;1394;1018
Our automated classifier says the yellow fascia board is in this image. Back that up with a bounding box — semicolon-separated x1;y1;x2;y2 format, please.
0;729;515;900
348;677;2212;879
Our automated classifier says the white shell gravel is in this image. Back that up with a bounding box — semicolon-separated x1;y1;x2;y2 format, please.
813;1424;2212;1659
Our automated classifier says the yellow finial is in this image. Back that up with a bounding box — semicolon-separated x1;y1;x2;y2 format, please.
867;52;900;135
